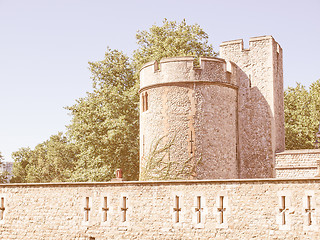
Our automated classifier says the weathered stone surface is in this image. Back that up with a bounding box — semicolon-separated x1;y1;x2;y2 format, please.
0;179;320;239
140;57;239;180
1;36;314;240
140;36;285;180
275;150;320;178
220;35;285;179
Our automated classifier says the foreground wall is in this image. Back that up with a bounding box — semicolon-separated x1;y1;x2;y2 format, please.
0;179;320;239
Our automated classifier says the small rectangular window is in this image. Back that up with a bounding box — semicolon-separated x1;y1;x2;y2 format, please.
0;197;5;221
145;92;148;111
173;195;181;223
102;197;109;222
142;92;149;112
121;196;128;222
84;197;90;222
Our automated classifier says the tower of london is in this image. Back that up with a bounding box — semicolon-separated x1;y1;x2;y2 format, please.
0;36;320;239
140;35;284;180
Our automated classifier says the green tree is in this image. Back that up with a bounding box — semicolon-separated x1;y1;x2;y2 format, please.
66;82;139;181
12;19;216;182
66;19;215;182
66;48;139;181
0;152;9;183
11;133;79;183
284;79;320;149
133;18;216;70
10;147;31;183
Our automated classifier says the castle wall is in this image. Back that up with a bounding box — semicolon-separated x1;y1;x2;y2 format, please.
1;179;320;239
275;150;320;178
139;57;239;180
220;36;285;178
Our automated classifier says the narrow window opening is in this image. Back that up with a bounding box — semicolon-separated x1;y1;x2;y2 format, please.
154;61;159;72
189;131;194;155
142;92;149;112
279;196;288;225
195;196;203;224
145;92;148;111
305;196;315;226
0;197;5;220
217;196;226;224
142;135;145;155
173;195;181;223
84;197;90;222
226;71;231;82
121;196;128;222
142;93;145;112
102;197;109;222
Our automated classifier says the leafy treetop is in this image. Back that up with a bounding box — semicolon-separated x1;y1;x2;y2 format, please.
284;79;320;149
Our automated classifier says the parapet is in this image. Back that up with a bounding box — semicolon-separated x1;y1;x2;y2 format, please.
220;35;281;52
139;56;239;91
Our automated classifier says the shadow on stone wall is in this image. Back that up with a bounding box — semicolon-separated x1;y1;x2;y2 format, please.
237;67;274;178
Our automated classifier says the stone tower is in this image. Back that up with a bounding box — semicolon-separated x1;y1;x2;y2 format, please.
220;36;285;178
139;36;284;180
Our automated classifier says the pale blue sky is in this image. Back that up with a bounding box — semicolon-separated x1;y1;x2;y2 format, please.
0;0;319;161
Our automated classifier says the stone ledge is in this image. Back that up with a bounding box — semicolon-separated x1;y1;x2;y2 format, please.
220;39;243;46
276;149;320;155
275;166;318;170
2;177;320;188
139;81;238;93
249;35;274;42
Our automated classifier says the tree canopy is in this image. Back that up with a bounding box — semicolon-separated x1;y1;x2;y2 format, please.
133;19;216;70
284;79;320;149
11;133;79;183
10;19;320;181
65;64;139;181
0;152;9;183
12;19;215;182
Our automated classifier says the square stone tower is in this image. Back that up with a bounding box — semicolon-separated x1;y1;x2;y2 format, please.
220;35;285;178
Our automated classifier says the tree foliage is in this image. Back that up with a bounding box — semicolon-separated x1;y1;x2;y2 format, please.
11;133;79;183
11;19;216;182
89;48;135;90
284;79;320;149
64;19;214;182
0;152;9;183
133;19;216;70
66;79;139;181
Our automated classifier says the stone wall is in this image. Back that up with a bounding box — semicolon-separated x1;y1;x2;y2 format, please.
220;36;285;179
275;150;320;178
139;57;239;180
1;179;320;239
139;36;285;181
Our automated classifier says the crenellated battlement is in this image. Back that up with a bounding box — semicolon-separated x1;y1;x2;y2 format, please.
220;35;280;52
140;56;238;90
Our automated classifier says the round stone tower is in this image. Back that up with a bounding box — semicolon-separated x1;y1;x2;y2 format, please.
139;57;239;180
